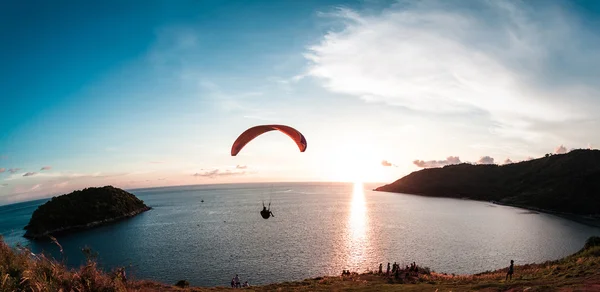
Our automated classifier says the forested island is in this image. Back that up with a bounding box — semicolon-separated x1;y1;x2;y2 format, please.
375;149;600;218
23;186;151;239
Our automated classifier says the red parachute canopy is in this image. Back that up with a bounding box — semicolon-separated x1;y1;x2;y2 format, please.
231;124;307;156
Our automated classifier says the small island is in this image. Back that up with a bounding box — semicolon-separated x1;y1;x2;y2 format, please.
23;186;151;239
375;149;600;219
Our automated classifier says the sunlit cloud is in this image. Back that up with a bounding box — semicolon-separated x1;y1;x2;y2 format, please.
305;0;600;144
554;145;568;154
40;166;52;171
381;160;393;167
477;156;495;165
413;156;461;168
23;172;37;177
0;168;5;173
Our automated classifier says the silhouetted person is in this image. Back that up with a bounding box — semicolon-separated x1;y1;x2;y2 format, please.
386;262;390;275
378;263;382;274
235;274;240;288
506;260;514;281
260;202;275;219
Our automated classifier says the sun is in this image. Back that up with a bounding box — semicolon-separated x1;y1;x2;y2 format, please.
321;142;386;183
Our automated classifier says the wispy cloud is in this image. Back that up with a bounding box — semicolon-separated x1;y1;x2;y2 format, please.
236;165;247;169
23;172;37;177
193;169;246;178
0;168;5;173
242;115;277;122
40;166;52;171
305;1;600;143
0;183;7;187
8;168;20;174
53;181;69;188
413;156;461;168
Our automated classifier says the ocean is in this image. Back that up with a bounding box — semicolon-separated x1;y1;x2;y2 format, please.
1;182;599;287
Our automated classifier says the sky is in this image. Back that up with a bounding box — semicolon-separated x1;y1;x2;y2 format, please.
1;0;600;204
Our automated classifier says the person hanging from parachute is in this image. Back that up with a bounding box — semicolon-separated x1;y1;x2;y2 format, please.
231;124;307;220
260;201;275;219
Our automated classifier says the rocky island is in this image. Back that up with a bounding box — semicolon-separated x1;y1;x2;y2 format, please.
375;149;600;218
23;186;151;239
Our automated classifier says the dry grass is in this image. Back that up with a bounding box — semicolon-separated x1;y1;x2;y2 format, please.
1;236;128;292
2;236;600;292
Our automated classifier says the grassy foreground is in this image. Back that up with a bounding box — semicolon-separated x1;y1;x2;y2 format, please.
2;237;600;292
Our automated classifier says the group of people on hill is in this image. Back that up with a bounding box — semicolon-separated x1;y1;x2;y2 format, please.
230;274;250;288
378;261;420;278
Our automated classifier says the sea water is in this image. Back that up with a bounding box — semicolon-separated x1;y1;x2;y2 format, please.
1;182;599;287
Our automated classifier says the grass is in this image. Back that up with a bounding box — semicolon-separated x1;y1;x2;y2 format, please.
2;236;600;291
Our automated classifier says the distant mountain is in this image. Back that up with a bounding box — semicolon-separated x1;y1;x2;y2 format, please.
24;186;151;239
375;149;600;217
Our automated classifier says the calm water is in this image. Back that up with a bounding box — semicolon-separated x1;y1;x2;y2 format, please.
1;182;599;287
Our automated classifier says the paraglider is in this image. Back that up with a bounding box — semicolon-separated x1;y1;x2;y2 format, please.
231;124;307;220
230;124;307;156
260;201;275;219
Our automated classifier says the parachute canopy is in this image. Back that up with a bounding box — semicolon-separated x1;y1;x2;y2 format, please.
231;124;307;156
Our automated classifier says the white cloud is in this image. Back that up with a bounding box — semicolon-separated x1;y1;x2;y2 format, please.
304;0;600;143
554;145;567;154
477;156;495;164
413;156;461;168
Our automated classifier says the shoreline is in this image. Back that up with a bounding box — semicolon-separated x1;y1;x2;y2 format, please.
23;206;152;240
373;189;600;229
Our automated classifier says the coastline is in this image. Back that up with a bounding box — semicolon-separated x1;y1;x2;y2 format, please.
23;206;152;240
373;188;600;229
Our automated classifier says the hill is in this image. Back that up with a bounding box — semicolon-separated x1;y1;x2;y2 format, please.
375;149;600;217
23;186;151;239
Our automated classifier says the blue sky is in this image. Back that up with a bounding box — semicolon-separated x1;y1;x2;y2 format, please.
1;0;600;204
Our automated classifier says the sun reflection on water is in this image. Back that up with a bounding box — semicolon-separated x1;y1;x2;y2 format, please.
344;181;369;271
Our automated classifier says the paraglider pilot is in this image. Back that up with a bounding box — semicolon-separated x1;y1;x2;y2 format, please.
260;202;275;219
